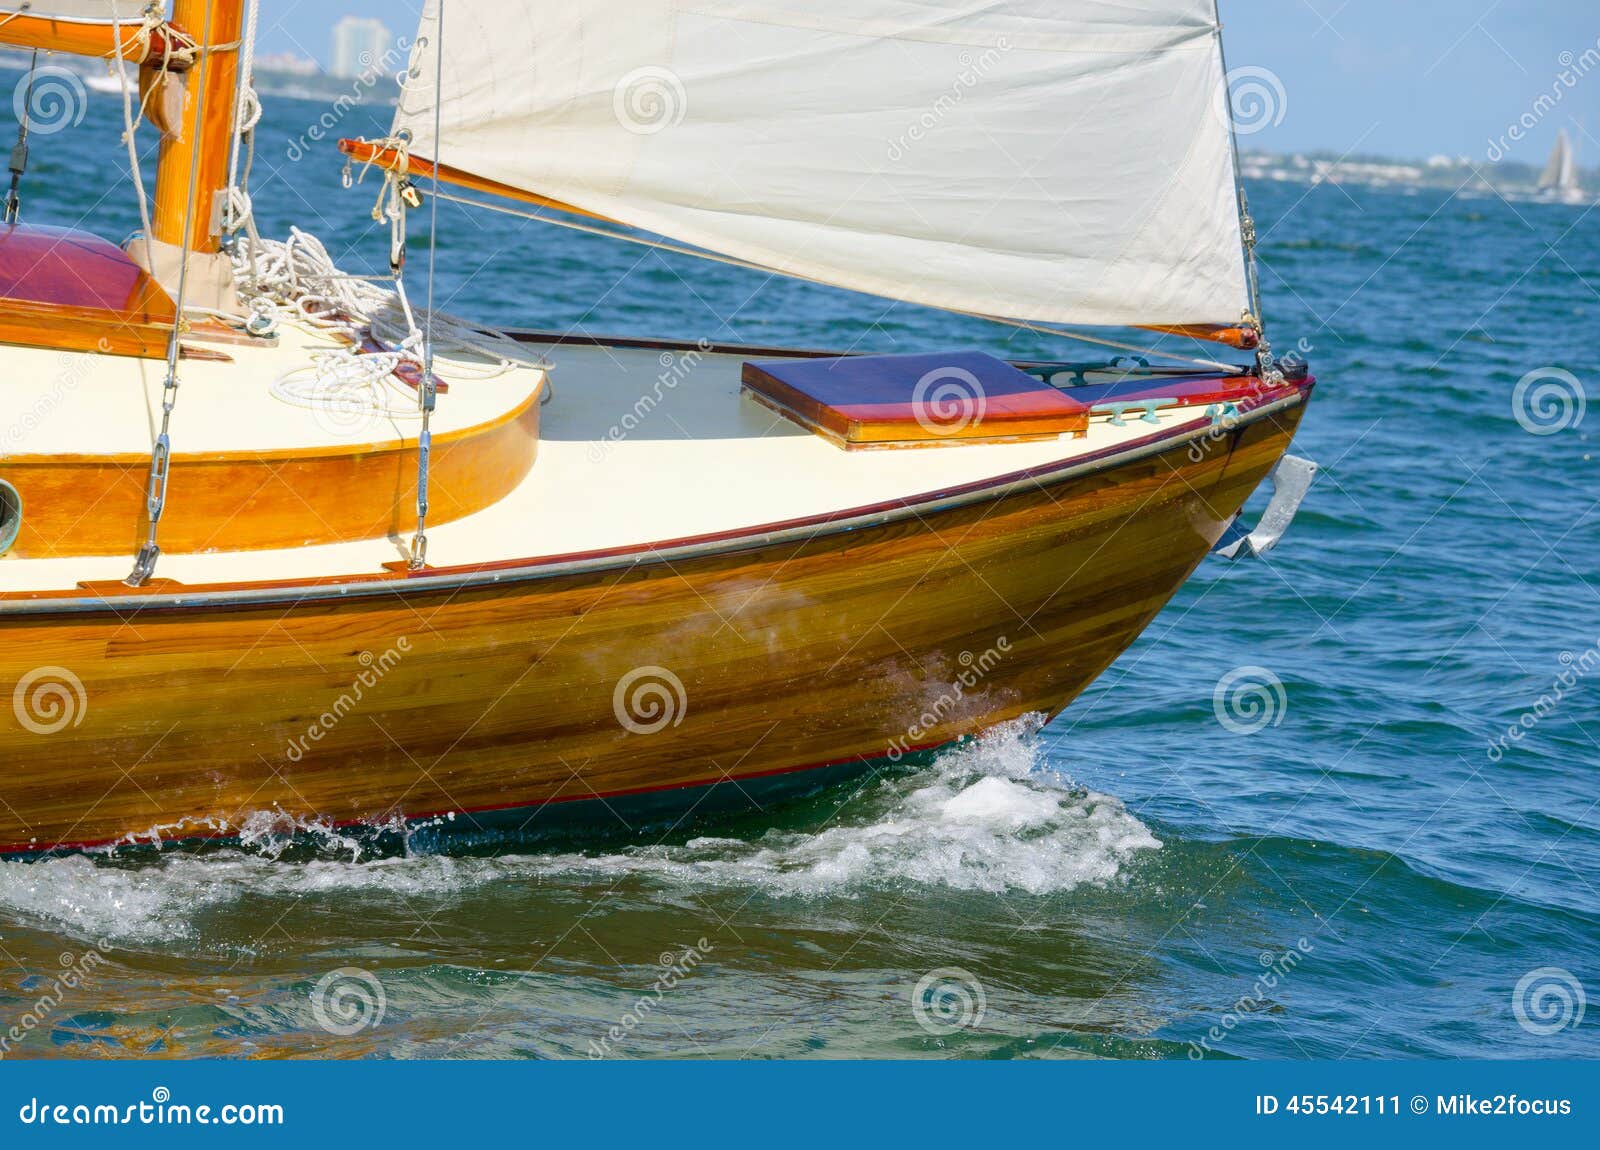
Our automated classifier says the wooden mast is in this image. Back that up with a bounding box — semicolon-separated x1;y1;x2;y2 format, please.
151;0;245;254
0;2;245;300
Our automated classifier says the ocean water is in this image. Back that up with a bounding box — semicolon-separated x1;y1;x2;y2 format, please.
0;87;1597;1060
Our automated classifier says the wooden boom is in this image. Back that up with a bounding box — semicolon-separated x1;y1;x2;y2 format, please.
338;138;619;225
0;11;193;67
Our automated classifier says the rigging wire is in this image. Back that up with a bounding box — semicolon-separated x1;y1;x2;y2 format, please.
1212;0;1281;384
215;3;538;433
4;50;37;223
110;4;163;258
126;0;219;588
410;2;448;570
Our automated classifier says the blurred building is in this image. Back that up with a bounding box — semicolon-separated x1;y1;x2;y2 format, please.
331;16;392;78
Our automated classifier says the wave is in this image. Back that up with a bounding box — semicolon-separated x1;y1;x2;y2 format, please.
0;719;1161;944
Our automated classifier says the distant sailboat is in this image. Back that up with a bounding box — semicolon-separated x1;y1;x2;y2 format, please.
1538;129;1586;205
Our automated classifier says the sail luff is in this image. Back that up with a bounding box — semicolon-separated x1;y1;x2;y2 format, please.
1560;134;1580;191
390;0;1252;329
1539;130;1571;190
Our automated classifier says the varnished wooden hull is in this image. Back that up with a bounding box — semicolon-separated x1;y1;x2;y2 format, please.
0;386;1309;855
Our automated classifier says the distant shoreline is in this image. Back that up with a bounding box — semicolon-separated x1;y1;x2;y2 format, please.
0;47;1584;202
1239;149;1589;203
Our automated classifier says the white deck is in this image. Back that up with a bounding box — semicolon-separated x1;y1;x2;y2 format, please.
1;319;546;455
0;324;1207;593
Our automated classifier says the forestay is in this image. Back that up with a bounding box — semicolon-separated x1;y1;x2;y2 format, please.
392;0;1251;329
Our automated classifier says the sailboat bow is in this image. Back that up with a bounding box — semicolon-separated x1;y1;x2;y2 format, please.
0;0;1318;856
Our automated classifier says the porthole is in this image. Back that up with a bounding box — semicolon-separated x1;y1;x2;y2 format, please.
0;478;22;556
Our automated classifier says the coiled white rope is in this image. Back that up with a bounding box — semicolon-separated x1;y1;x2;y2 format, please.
105;0;548;429
239;227;539;421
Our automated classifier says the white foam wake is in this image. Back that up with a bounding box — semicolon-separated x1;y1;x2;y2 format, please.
538;717;1162;896
0;718;1160;942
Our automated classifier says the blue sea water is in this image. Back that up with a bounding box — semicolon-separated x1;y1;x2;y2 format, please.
0;86;1596;1060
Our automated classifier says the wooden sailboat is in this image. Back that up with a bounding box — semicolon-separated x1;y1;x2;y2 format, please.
0;0;1316;858
1537;128;1586;205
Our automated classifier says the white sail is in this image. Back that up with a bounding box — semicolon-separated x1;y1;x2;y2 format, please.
390;0;1252;329
1539;130;1578;191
